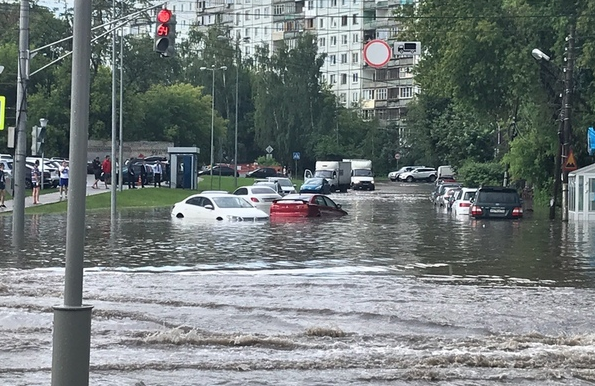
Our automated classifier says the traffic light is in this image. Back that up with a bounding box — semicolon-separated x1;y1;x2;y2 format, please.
31;125;46;156
154;8;176;57
0;96;5;131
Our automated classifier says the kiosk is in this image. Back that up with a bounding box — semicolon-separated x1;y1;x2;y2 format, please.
168;147;199;189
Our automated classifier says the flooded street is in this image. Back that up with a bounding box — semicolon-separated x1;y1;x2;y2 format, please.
2;181;595;385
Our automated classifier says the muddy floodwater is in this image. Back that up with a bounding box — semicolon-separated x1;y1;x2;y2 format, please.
2;182;595;385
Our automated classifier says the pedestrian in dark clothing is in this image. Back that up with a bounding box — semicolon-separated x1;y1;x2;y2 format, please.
127;164;136;189
140;161;147;188
92;157;102;189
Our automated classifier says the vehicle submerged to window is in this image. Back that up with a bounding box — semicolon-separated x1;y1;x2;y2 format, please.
171;192;269;221
470;186;523;219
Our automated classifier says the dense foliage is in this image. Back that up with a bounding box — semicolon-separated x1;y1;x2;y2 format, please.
1;1;594;208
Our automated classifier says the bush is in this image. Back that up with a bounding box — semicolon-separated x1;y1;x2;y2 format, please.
254;156;280;167
457;161;504;188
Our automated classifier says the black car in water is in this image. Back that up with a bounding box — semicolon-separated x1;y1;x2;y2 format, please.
470;186;523;219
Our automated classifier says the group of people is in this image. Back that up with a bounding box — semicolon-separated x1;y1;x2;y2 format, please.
91;155;165;190
126;160;164;189
29;159;69;204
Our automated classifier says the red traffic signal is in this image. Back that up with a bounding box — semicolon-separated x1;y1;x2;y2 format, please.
157;9;171;23
154;8;176;57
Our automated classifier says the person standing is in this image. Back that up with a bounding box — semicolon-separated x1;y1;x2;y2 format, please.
58;161;69;199
0;163;6;208
154;160;163;187
31;160;41;204
101;155;111;189
92;156;102;189
140;160;147;188
127;164;136;189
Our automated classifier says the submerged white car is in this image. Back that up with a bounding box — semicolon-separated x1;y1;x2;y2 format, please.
171;192;269;221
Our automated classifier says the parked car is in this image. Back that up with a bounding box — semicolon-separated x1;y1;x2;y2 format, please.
430;183;461;205
26;161;57;188
399;167;437;182
270;194;348;218
439;187;460;208
24;163;53;189
299;177;332;194
452;188;478;216
388;166;425;182
470;186;523;219
171;192;269;221
254;180;285;196
118;163;154;185
198;165;239;177
246;167;279;178
232;185;282;214
266;177;297;195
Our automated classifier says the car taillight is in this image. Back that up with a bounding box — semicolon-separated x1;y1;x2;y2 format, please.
251;197;260;202
459;202;470;207
470;205;482;216
512;207;523;217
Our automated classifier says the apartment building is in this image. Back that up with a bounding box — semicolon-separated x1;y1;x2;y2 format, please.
195;0;418;127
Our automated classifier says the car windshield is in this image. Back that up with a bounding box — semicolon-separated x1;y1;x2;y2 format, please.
212;196;255;208
478;191;519;204
314;170;333;178
353;169;373;177
305;178;323;185
251;187;277;194
463;191;476;200
274;179;293;187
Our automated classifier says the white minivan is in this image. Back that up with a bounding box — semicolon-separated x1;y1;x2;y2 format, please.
437;165;455;179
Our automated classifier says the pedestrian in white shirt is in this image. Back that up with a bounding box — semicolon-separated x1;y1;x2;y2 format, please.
59;161;69;199
154;160;163;187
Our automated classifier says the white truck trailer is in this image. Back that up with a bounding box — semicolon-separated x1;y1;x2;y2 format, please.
307;160;351;192
343;159;374;191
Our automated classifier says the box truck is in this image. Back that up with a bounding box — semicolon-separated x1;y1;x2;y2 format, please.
343;159;374;191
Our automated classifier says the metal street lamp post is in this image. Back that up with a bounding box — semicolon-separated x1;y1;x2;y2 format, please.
200;65;227;189
39;118;48;190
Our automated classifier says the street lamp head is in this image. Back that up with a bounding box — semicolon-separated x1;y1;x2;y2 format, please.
199;66;207;70
220;66;228;70
39;118;48;127
217;35;230;41
532;48;550;62
0;65;4;74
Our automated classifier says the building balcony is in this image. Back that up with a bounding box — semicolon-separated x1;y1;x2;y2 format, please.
363;0;376;9
362;18;396;29
272;30;303;41
375;0;402;8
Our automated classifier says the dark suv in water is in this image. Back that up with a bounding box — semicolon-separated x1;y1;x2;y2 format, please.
470;186;523;219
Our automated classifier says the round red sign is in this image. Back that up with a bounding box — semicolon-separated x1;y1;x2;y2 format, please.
363;39;392;69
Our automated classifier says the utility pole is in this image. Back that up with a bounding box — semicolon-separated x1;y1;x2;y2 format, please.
234;40;239;188
561;22;575;222
111;0;118;221
51;0;93;383
13;0;29;248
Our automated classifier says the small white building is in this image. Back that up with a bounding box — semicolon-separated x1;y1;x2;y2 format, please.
568;163;595;221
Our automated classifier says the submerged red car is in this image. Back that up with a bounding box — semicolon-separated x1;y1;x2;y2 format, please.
270;194;348;217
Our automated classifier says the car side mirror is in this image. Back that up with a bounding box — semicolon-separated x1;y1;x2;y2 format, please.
337;204;342;209
204;204;214;210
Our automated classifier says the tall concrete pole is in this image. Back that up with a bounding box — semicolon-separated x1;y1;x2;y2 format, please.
118;17;124;192
111;0;118;219
234;47;238;188
561;23;575;222
12;0;29;248
51;0;93;383
210;66;215;189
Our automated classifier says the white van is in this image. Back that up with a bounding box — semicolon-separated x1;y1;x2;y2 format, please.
437;165;455;179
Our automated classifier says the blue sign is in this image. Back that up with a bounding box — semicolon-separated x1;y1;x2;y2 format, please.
293;152;301;160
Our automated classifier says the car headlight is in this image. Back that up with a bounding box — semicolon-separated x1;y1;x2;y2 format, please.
371;179;375;184
227;215;243;222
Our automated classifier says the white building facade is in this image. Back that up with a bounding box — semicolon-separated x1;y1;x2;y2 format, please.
194;0;419;128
